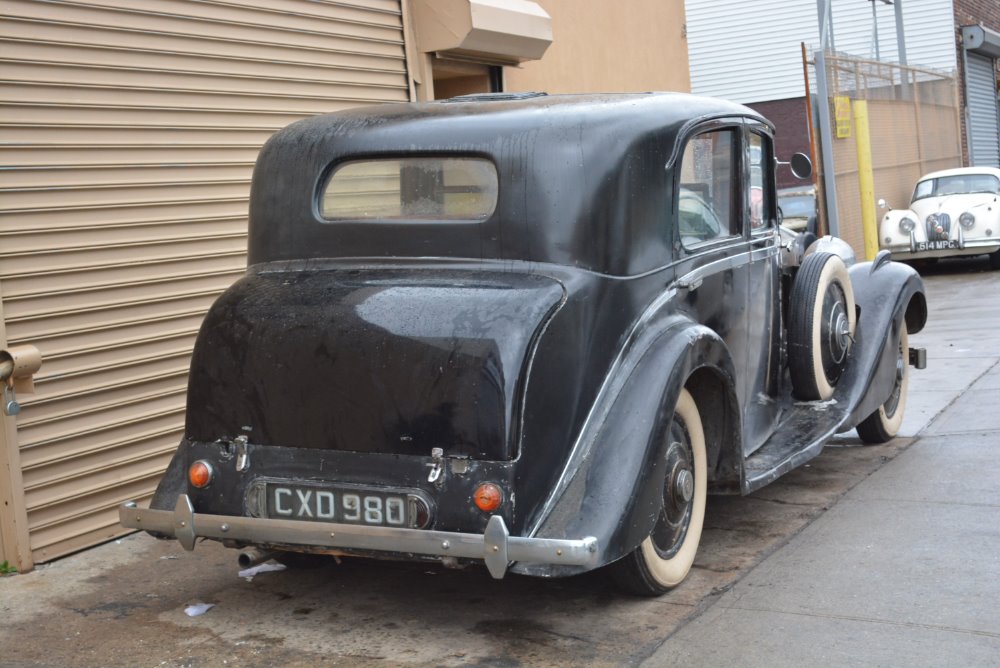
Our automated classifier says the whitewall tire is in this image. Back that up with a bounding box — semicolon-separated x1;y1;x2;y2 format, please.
857;324;909;444
611;388;707;595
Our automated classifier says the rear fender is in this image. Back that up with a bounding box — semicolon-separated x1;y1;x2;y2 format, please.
844;252;927;429
143;445;188;539
513;314;740;576
151;446;187;512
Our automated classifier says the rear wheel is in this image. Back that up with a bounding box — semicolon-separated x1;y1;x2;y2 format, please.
788;252;857;400
857;324;909;444
611;388;707;596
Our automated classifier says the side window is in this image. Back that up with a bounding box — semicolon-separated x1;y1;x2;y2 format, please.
747;131;773;232
678;129;739;247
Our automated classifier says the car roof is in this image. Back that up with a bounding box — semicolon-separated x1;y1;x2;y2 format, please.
263;92;769;170
308;91;763;134
918;166;1000;181
249;92;772;272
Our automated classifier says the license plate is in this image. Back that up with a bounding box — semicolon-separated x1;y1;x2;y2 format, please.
264;482;425;528
916;240;957;251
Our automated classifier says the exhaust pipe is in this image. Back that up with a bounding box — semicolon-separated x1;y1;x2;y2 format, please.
237;548;276;569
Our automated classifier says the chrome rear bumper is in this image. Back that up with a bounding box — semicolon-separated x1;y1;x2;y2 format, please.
119;494;598;579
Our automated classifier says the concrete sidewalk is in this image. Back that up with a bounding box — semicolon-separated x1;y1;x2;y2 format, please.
645;263;1000;667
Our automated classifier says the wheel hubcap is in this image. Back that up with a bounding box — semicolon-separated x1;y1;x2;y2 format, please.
674;469;694;504
883;334;906;417
821;283;852;384
651;424;695;560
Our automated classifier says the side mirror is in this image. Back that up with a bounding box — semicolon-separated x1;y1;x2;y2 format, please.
790;153;812;180
877;198;889;210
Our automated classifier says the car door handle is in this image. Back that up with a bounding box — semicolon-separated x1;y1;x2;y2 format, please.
677;275;703;291
677;249;755;291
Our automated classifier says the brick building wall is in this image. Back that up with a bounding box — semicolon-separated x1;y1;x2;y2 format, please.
953;0;1000;165
747;97;812;190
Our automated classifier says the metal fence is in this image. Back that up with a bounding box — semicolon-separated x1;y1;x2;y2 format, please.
814;53;962;257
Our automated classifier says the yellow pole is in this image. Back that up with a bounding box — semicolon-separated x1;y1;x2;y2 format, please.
853;100;879;260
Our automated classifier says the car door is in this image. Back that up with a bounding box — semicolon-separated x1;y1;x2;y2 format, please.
673;122;754;414
742;123;782;455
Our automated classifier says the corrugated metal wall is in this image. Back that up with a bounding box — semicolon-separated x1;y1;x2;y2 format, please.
966;52;1000;167
685;0;956;104
0;0;410;563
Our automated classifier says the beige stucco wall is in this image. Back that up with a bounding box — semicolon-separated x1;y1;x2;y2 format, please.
504;0;690;94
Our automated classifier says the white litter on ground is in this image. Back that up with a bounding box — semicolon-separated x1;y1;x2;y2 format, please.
238;562;287;580
184;603;215;617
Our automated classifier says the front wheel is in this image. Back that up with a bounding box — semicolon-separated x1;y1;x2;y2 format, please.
857;324;909;444
610;388;707;596
989;250;1000;271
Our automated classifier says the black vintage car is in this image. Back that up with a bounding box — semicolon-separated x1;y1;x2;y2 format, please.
120;93;927;595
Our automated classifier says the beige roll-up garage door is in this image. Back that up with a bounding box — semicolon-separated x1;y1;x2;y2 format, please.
0;0;410;564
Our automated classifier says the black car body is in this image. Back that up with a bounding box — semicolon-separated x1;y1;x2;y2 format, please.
121;93;927;594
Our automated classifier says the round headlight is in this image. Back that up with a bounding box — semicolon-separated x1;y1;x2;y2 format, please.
959;212;975;229
899;217;916;233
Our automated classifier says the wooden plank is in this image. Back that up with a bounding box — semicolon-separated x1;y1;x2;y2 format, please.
0;281;34;572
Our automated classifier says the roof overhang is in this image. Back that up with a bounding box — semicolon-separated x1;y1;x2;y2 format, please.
410;0;552;65
962;24;1000;59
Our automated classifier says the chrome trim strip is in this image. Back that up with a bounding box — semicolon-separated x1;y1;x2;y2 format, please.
676;247;759;290
120;495;598;579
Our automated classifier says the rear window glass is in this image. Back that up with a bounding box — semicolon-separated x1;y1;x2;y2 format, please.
321;157;498;221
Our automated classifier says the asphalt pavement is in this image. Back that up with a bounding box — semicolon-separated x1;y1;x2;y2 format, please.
644;257;1000;666
1;257;997;667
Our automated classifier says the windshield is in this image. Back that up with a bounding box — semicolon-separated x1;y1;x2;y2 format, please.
912;174;1000;202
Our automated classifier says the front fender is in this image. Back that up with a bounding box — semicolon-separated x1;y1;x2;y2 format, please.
512;313;739;577
880;208;923;251
843;252;926;429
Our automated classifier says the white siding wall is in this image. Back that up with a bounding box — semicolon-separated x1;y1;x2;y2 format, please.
686;0;957;104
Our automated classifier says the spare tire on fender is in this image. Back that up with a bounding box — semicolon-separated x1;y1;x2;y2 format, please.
788;252;857;400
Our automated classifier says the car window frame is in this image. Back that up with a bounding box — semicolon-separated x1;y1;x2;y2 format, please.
314;152;501;225
744;124;778;237
674;121;744;255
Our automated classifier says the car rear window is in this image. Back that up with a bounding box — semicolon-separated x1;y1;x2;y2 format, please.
320;157;498;221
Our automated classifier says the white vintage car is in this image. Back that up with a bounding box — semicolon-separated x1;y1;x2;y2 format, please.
879;166;1000;268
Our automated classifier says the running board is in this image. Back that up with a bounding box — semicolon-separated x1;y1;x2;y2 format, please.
742;400;847;494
